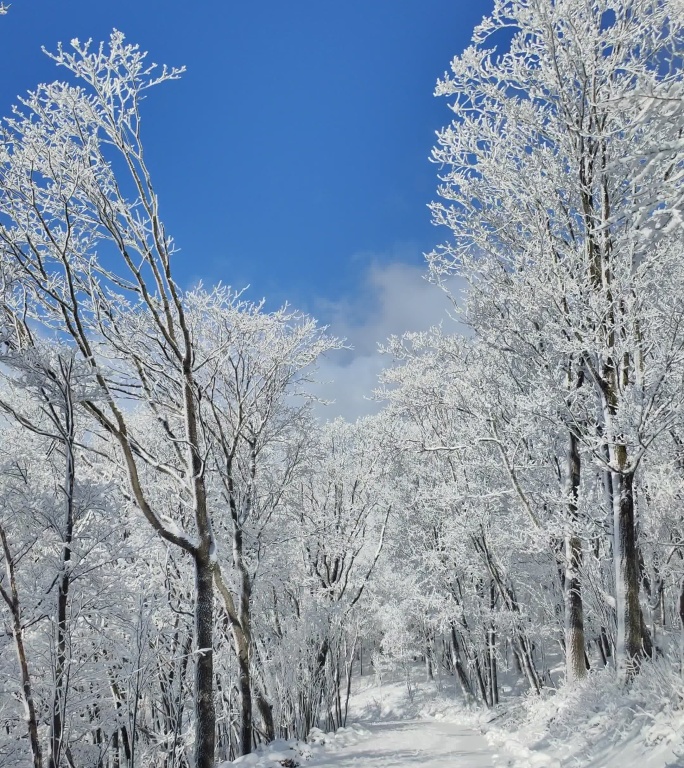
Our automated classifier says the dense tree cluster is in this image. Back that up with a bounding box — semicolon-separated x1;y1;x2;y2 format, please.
0;1;683;766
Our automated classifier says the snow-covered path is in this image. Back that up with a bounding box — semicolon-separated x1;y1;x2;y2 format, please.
310;718;496;767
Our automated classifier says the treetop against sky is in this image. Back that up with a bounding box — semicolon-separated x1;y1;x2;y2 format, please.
0;0;486;311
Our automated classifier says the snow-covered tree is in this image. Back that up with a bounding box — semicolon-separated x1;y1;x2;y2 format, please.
429;0;684;680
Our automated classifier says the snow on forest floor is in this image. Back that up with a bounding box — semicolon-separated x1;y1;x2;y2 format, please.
222;718;495;768
222;719;495;768
223;660;684;767
478;660;684;768
353;661;684;768
308;718;494;767
220;670;499;768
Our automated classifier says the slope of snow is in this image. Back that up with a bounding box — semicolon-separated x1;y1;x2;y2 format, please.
219;725;371;768
481;660;684;768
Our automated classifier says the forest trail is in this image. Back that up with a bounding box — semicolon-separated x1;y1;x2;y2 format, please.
310;718;497;767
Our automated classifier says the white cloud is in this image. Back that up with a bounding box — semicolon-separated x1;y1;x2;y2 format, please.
310;261;464;421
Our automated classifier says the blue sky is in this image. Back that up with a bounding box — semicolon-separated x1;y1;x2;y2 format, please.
0;0;489;415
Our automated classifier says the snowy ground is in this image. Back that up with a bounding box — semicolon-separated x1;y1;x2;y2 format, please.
224;659;684;767
342;659;684;768
306;719;494;767
221;670;499;768
222;718;495;768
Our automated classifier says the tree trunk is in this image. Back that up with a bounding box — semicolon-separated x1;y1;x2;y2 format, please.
487;627;498;706
14;612;43;768
112;729;120;768
256;690;275;743
425;639;434;682
679;578;684;672
236;558;254;755
237;639;253;756
600;626;612;665
488;582;498;705
0;526;43;768
563;371;586;684
564;532;586;684
612;468;642;678
450;627;474;702
214;562;255;757
515;633;542;694
194;555;215;768
50;412;75;768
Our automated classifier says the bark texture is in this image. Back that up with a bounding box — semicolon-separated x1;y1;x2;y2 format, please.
564;430;586;684
613;469;643;677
